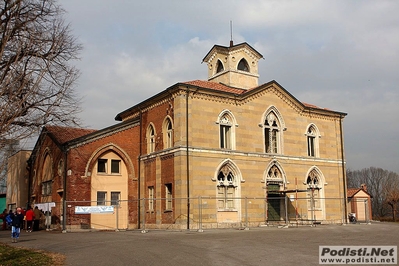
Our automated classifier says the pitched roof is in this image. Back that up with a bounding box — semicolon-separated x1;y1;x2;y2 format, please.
202;42;263;63
183;80;330;111
347;188;372;198
45;126;97;145
302;102;332;111
183;80;248;94
116;79;346;121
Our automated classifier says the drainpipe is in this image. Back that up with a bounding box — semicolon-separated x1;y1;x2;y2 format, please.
339;115;348;224
62;147;68;233
186;87;190;230
138;109;142;229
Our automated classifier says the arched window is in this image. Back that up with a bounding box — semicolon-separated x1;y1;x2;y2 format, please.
217;110;236;150
307;170;320;209
265;163;286;221
237;58;249;72
163;118;173;149
41;153;53;197
217;165;237;210
264;112;281;154
216;59;224;73
306;124;320;157
147;124;155;153
305;168;325;221
220;114;231;149
268;165;282;180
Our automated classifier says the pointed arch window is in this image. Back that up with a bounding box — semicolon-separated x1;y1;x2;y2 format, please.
264;112;281;154
217;165;236;209
306;124;320;157
218;111;236;150
216;59;224;74
266;164;285;221
268;165;282;181
147;124;155;153
163;118;173;149
306;170;321;209
237;58;249;72
41;154;53;197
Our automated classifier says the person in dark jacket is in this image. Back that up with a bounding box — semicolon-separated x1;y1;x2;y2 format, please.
33;206;42;231
0;209;7;230
11;207;24;243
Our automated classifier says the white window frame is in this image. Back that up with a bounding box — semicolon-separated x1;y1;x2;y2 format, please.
147;125;156;153
217;111;236;150
306;172;321;210
305;124;320;157
217;168;236;210
163;118;173;149
264;112;281;154
97;191;107;206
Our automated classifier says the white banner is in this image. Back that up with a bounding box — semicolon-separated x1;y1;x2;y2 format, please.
74;206;114;214
34;202;56;212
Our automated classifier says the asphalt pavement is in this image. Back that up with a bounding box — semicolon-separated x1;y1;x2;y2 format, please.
1;223;398;266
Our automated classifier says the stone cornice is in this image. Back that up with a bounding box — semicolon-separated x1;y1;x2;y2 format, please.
142;145;343;165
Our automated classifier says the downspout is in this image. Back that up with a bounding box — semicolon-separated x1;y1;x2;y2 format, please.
138;109;142;229
62;146;68;233
27;159;32;209
186;87;190;230
339;115;348;224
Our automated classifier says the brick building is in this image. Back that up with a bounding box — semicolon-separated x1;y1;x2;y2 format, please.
27;42;348;230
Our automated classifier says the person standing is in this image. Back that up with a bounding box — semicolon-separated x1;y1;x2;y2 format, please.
33;206;42;231
25;207;34;232
0;209;7;230
11;207;24;243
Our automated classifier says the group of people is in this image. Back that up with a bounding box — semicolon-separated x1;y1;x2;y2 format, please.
0;206;43;243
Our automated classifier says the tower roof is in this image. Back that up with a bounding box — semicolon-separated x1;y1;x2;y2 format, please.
202;42;263;63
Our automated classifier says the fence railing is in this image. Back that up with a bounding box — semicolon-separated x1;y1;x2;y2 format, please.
26;196;363;232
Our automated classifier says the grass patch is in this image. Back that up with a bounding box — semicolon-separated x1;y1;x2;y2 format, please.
0;242;65;266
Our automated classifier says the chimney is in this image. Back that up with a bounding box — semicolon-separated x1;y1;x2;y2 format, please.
360;183;367;191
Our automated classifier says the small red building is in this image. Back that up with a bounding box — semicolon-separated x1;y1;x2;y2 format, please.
347;184;372;222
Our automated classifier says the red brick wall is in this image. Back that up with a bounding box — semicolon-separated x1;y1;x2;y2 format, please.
31;97;176;228
31;123;142;227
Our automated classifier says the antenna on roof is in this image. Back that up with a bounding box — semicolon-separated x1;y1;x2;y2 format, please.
230;20;233;47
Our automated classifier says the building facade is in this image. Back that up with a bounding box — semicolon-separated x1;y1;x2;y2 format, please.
27;42;347;230
6;150;31;211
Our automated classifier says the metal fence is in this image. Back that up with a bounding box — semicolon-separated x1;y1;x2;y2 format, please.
29;196;348;232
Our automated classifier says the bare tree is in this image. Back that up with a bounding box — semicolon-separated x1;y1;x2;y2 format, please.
347;167;399;220
384;173;399;221
0;0;82;182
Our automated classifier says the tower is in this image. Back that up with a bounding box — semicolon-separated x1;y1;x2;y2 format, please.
202;42;263;89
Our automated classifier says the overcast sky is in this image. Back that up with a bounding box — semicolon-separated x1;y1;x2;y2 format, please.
54;0;399;173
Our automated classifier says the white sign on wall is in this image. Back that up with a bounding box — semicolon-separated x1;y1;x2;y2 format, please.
74;206;114;214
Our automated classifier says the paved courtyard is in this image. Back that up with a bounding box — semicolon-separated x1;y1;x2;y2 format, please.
1;222;398;266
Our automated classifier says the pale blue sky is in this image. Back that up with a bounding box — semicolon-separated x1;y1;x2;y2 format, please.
54;0;399;173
